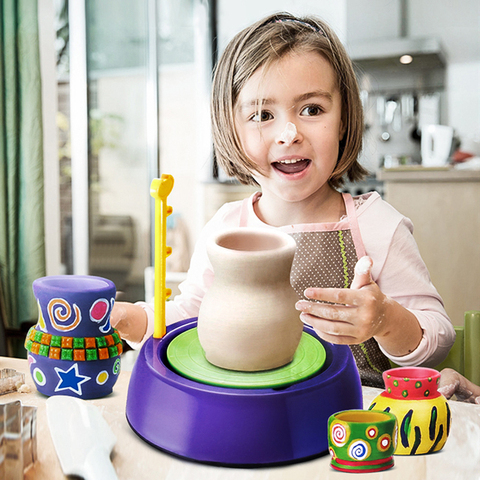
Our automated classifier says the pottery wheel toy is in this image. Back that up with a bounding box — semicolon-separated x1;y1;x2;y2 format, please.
126;175;363;466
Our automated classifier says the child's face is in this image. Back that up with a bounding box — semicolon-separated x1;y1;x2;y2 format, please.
234;51;345;205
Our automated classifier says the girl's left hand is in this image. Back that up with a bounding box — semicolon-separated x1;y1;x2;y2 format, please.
295;256;390;345
438;368;480;403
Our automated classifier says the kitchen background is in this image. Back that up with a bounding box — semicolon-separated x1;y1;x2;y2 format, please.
39;0;479;327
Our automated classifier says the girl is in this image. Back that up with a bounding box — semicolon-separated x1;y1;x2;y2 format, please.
113;12;455;387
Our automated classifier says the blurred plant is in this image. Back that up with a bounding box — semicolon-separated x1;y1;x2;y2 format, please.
55;0;69;76
56;109;124;182
89;109;124;155
57;111;71;184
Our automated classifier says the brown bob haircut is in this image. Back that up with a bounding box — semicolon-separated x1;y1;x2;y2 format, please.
211;12;367;188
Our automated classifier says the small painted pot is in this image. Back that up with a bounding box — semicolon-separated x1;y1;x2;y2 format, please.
328;409;397;473
25;275;122;399
369;367;451;455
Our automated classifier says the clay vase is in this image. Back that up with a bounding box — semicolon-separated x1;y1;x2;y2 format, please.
25;275;122;399
369;367;451;455
197;228;303;371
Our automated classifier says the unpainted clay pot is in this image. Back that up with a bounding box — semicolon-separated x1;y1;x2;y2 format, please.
197;228;302;371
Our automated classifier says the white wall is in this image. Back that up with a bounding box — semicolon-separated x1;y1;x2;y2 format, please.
409;0;479;64
346;0;480;149
410;0;480;144
447;62;480;142
217;0;348;52
346;0;479;63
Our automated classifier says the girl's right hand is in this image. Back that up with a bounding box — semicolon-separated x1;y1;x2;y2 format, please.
110;301;147;344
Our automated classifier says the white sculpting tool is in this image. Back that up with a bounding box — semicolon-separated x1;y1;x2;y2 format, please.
46;395;118;480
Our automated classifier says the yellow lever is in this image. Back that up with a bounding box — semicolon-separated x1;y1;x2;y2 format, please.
150;174;174;339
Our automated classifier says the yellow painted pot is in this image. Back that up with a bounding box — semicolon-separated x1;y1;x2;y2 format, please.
369;367;451;455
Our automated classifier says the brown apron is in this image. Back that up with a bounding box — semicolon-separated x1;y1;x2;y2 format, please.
240;193;390;388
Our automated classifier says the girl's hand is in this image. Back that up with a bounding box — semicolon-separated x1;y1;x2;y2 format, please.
438;368;480;403
295;257;387;345
110;301;147;344
295;256;422;356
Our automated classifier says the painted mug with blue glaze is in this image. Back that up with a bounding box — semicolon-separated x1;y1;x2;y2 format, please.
25;275;122;399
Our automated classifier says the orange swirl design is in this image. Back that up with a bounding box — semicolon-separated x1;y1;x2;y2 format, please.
48;298;82;332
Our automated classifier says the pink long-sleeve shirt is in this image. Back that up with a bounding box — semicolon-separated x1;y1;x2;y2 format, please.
135;191;455;367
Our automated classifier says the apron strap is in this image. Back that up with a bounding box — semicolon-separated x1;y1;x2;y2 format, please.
342;193;366;260
241;192;367;261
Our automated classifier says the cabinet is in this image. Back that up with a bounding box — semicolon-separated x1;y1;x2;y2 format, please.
203;182;257;224
378;168;480;326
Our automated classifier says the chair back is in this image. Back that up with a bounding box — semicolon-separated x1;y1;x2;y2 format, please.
436;310;480;385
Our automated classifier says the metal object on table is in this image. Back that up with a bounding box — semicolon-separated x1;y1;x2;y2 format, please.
0;400;37;479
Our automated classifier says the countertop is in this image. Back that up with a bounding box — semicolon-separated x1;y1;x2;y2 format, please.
378;166;480;182
2;355;480;479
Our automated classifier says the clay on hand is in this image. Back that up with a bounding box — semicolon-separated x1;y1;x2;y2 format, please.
438;368;480;403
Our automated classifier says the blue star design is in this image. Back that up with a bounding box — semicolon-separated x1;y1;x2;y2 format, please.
54;363;90;396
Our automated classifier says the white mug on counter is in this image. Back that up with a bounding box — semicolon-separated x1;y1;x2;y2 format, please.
421;124;454;167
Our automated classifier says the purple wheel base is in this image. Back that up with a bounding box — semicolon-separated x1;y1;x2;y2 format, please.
126;319;362;466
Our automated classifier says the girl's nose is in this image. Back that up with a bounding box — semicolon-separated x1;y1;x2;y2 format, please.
276;122;298;146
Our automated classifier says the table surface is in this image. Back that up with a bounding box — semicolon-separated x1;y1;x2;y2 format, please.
2;355;480;480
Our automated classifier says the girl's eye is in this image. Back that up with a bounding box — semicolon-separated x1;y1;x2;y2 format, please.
250;110;273;122
300;105;323;116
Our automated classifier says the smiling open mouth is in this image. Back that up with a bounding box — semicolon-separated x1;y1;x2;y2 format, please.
273;159;311;174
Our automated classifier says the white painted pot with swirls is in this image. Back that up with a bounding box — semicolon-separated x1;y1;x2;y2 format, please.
369;367;451;455
25;275;122;398
197;228;303;371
